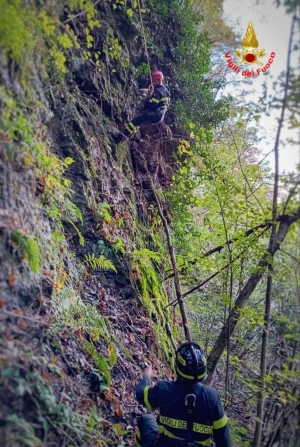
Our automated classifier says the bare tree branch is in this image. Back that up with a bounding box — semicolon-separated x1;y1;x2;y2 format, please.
166;252;244;308
148;176;191;342
279;248;300;264
164;224;269;279
282;178;300;215
206;206;300;384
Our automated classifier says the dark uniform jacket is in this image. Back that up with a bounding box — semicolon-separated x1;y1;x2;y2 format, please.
136;377;232;447
143;84;170;112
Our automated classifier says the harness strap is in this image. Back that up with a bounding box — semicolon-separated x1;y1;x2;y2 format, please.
185;393;196;447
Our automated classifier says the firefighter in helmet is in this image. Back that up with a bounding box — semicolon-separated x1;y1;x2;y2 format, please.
111;71;170;144
135;342;232;447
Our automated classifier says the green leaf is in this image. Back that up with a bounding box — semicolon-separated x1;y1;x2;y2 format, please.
284;334;294;339
114;423;129;435
127;8;134;18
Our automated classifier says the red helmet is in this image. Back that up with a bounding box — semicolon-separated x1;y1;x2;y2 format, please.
152;71;164;81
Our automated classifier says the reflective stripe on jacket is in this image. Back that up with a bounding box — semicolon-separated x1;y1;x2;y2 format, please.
144;85;170;111
136;378;232;447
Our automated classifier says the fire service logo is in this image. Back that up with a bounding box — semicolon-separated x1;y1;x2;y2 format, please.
225;22;275;77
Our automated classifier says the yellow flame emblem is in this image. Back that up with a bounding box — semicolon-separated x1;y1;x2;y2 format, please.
235;22;266;66
242;22;259;49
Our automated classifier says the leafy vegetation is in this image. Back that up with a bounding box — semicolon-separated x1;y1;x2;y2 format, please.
0;0;299;446
0;362;114;446
84;253;117;272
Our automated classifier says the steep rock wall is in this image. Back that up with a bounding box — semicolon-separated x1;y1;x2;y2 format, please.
0;1;183;445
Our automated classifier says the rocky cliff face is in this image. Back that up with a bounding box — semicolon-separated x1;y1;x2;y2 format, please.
0;1;183;445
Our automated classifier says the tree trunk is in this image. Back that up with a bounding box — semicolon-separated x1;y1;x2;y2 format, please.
252;13;296;446
149;176;191;342
252;271;273;446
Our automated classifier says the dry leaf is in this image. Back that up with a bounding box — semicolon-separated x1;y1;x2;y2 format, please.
115;405;123;417
82;398;93;408
8;271;16;287
55;282;64;292
103;390;113;402
0;355;9;366
43;372;50;380
17;318;27;331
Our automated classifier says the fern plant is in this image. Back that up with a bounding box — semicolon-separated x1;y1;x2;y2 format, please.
108;343;117;367
130;248;162;264
111;334;132;360
82;340;111;386
68;220;85;246
97;201;112;223
130;249;164;312
51;261;110;340
63;199;83;224
84;254;116;272
11;231;40;273
53;292;111;343
113;237;125;254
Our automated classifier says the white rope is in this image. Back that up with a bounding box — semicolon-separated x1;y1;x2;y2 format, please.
137;0;153;85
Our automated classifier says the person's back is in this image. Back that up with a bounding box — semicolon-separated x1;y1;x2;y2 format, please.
135;342;231;447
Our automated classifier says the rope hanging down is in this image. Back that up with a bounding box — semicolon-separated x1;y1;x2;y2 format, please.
137;0;152;84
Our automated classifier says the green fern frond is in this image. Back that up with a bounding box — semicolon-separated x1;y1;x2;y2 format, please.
111;335;132;360
108;343;117;367
113;237;125;254
82;341;111;386
11;231;40;273
130;248;162;264
130;247;169;319
98;202;112;223
64;200;83;224
84;254;116;272
68;220;85;245
98;255;117;272
52;273;111;344
53;297;111;342
101;209;112;223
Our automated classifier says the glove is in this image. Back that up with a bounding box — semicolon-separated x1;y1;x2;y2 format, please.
140;84;154;98
140;88;150;97
143;365;153;379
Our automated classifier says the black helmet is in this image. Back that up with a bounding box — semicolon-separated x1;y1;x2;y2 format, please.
175;342;207;381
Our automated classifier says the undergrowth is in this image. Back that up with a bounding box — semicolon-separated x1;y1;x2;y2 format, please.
0;362;114;446
129;248;178;363
0;0;226;444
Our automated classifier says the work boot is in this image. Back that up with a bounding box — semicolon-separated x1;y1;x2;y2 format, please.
111;131;125;144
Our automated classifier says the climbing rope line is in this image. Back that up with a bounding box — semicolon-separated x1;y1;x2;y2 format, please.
137;0;152;84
